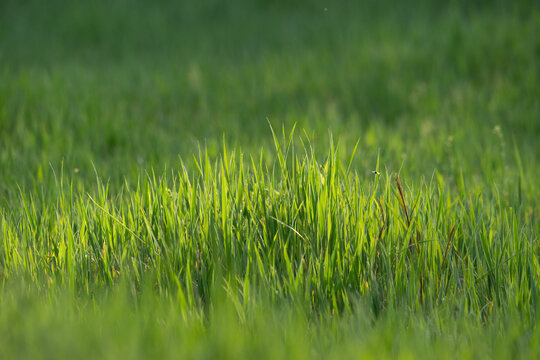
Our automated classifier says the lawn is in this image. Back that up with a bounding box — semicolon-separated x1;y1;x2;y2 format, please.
0;0;539;358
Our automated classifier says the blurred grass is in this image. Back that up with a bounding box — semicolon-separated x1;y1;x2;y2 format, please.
1;0;538;190
1;281;538;360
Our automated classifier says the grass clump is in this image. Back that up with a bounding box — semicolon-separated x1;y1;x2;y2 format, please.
1;132;539;358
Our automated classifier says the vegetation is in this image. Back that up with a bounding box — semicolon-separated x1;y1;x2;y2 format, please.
0;0;539;358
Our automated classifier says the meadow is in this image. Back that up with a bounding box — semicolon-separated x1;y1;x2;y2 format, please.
0;0;539;358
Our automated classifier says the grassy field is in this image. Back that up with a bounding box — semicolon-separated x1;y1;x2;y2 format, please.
1;0;539;358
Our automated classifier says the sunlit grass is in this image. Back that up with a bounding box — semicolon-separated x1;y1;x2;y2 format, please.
1;130;539;358
0;0;539;358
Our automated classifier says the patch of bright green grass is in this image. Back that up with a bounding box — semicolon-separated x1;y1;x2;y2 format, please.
0;0;539;358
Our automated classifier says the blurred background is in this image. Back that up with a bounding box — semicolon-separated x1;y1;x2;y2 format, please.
0;0;539;196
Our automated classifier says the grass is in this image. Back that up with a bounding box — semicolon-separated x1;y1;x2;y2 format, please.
0;0;539;358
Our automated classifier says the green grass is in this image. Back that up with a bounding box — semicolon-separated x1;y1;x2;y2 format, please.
1;0;539;358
